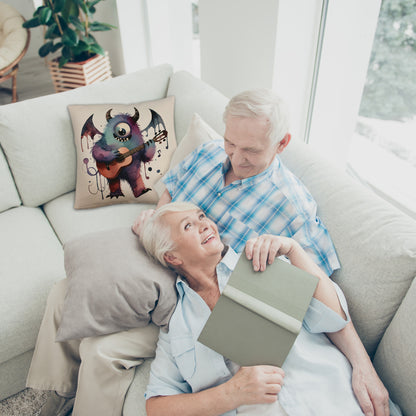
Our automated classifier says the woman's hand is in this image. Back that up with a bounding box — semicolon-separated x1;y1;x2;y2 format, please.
225;365;285;407
131;209;156;236
245;235;297;271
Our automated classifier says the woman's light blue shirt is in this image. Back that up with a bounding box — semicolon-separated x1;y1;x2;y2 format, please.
145;248;383;415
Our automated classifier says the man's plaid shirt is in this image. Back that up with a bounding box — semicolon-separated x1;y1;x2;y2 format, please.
163;140;340;276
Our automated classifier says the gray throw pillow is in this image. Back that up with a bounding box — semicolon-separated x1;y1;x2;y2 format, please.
56;227;177;341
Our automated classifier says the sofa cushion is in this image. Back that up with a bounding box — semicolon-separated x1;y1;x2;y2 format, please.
154;113;221;196
373;277;416;416
0;206;65;364
43;191;151;244
166;71;228;144
0;145;20;212
68;97;176;209
56;227;177;341
280;141;416;356
0;64;173;207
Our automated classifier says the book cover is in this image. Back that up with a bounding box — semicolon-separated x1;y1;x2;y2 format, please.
198;255;319;367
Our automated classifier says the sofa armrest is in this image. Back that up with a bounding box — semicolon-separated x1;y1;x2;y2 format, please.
373;277;416;416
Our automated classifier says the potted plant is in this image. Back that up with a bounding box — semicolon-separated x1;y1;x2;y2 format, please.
23;0;116;92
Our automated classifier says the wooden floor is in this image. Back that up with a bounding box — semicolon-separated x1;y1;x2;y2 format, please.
0;56;55;106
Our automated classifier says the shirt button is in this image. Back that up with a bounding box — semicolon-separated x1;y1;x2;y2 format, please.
217;192;222;197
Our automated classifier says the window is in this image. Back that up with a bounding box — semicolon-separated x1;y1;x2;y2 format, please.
347;0;416;218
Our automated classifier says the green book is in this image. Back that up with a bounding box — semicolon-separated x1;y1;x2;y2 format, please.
198;255;319;367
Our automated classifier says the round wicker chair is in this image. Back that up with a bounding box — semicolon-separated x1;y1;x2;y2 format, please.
0;2;30;103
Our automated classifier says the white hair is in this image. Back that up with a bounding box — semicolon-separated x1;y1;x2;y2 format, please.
139;202;200;267
223;89;290;145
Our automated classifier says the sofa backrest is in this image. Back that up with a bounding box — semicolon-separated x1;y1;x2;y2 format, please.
281;140;416;415
167;70;229;142
0;64;173;207
0;144;21;212
281;140;416;354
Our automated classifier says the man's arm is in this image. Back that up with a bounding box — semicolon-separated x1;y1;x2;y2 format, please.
157;188;172;207
245;235;390;416
327;323;390;416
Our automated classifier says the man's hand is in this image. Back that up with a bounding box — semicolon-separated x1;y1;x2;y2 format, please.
225;365;284;408
352;364;390;416
245;235;296;271
131;209;156;236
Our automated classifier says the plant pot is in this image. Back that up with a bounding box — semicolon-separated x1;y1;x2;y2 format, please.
47;52;112;93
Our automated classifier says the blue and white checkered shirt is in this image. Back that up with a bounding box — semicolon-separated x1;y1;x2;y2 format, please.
163;140;340;276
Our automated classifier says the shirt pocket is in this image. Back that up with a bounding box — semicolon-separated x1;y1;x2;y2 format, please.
171;335;197;382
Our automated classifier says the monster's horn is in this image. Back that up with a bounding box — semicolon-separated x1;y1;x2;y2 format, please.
132;107;140;123
106;109;113;121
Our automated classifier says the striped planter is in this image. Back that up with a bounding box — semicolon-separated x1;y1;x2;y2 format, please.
47;52;112;93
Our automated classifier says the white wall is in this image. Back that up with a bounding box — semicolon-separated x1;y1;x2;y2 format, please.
147;0;194;72
199;0;280;98
112;0;150;74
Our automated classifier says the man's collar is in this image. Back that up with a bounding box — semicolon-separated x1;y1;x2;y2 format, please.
221;156;279;186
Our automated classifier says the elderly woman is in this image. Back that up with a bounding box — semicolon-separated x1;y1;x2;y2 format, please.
140;202;400;416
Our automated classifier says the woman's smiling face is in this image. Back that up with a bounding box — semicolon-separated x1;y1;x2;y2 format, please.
162;209;224;266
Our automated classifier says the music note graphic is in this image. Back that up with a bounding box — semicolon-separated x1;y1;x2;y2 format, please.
83;158;107;199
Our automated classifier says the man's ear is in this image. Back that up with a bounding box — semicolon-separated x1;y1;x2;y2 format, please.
276;133;291;154
164;252;183;266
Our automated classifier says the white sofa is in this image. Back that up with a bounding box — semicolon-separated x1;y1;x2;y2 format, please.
0;64;415;416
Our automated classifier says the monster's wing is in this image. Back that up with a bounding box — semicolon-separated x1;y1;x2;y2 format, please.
142;109;166;135
81;114;102;141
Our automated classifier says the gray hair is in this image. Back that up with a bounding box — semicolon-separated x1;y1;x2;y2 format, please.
139;201;200;267
223;89;290;145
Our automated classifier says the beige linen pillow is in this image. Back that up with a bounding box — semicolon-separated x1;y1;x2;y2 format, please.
56;227;178;341
68;97;176;209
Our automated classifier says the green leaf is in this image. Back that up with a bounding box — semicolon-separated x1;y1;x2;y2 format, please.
38;41;53;57
89;43;105;56
53;0;65;13
75;40;90;52
62;0;79;21
39;7;52;24
83;34;95;45
59;55;69;67
69;16;85;32
51;42;63;53
44;23;59;39
61;45;72;59
89;22;114;31
62;28;79;46
22;17;41;28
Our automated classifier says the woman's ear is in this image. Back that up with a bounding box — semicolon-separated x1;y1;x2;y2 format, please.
276;133;291;154
164;252;183;266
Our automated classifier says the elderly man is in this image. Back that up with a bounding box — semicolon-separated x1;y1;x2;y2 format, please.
28;89;388;416
134;89;338;276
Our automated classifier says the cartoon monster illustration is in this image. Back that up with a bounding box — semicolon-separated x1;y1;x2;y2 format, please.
81;107;167;199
